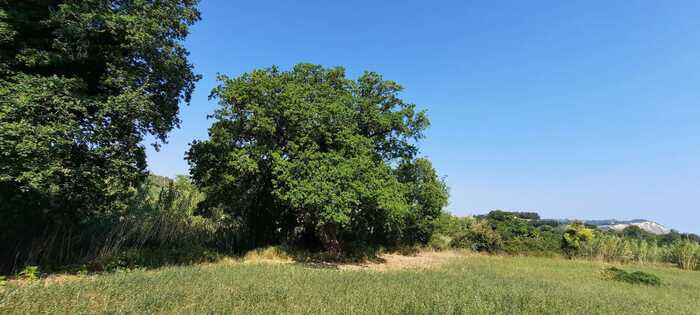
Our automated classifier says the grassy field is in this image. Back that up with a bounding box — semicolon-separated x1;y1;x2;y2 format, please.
1;252;699;314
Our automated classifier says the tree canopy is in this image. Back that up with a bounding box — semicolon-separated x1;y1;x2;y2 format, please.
0;0;200;267
187;64;448;253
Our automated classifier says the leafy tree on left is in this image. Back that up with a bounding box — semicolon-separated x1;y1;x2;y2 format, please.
0;0;200;270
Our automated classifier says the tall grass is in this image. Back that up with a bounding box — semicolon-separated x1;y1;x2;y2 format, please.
2;255;699;314
580;234;664;264
4;175;219;273
666;239;700;270
629;239;660;264
88;176;221;269
96;176;214;256
577;233;700;271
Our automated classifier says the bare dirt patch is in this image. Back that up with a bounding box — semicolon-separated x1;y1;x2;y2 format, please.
335;250;471;272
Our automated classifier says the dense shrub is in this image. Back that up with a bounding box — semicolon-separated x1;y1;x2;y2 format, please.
561;223;594;257
88;175;219;270
482;210;538;240
629;239;660;264
666;240;700;270
1;175;219;275
436;211;700;272
433;213;474;236
450;220;503;252
604;267;661;286
502;234;561;256
428;233;452;251
583;233;633;262
16;266;39;281
95;244;220;271
621;225;655;241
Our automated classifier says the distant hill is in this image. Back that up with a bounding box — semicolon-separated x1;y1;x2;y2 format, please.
467;210;693;236
559;219;671;235
596;220;671;235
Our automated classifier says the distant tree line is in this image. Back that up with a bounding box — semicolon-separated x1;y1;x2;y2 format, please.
431;210;700;270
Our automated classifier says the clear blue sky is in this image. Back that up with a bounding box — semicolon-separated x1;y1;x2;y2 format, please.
146;1;700;233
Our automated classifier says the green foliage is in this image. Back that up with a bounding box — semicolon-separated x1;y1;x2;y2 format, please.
483;210;539;240
187;64;447;253
450;219;503;252
578;231;700;268
0;275;6;286
0;0;200;273
628;239;660;264
90;174;218;270
667;239;700;270
433;212;474;236
604;267;661;286
126;174;214;246
76;265;88;277
561;222;594;257
427;233;452;251
501;233;561;256
0;174;216;275
16;266;39;281
492;211;540;220
621;225;653;240
433;211;698;271
583;233;633;262
396;158;450;245
97;244;219;272
474;210;564;255
434;212;562;255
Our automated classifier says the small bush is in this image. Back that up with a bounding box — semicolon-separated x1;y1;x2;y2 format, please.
604;267;661;286
0;275;6;286
428;233;451;251
561;222;593;257
243;246;291;262
17;265;40;281
77;265;89;277
450;220;503;253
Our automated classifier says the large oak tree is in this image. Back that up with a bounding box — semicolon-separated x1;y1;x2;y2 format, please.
187;64;448;253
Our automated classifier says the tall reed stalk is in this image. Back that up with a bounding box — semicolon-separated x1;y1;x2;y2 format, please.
667;239;700;270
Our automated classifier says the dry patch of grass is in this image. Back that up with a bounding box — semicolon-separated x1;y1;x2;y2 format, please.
4;274;91;288
234;247;472;271
40;274;93;287
241;246;293;264
298;249;472;272
338;249;471;271
3;248;467;288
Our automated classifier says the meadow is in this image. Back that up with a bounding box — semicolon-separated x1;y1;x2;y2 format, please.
2;252;699;314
